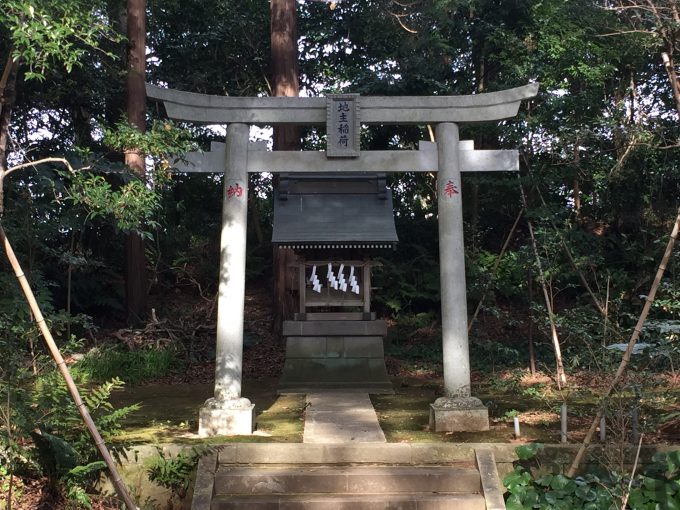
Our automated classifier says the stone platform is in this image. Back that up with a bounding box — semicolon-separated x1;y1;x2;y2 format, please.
192;443;505;510
278;320;393;394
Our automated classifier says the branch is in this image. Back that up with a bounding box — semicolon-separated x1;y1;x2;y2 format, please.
596;29;659;37
567;206;680;477
0;49;15;98
386;10;418;33
3;157;77;179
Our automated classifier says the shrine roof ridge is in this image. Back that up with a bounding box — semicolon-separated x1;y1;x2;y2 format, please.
146;83;539;125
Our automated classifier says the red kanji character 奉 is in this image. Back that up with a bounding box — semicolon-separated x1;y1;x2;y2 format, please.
444;180;459;198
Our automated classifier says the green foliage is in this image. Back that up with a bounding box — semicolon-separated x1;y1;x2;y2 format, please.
103;120;196;166
147;446;212;500
67;172;162;235
74;346;182;385
63;461;107;509
63;120;196;236
504;445;680;510
1;0;120;81
3;372;139;507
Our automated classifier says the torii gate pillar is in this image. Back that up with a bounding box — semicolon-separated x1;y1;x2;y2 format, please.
430;122;489;431
198;123;255;437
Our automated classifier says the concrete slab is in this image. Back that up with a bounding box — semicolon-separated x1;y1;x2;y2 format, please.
303;393;386;444
475;449;506;510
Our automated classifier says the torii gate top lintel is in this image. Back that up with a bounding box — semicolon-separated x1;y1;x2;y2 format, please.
146;83;538;126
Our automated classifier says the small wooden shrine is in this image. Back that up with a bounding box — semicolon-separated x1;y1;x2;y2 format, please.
272;172;397;393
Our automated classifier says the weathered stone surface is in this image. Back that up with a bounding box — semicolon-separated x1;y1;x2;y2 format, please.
211;493;485;510
214;123;249;405
436;123;472;400
172;140;518;175
303;393;386;444
282;320;387;337
198;398;255;437
475;449;506;510
432;396;485;409
286;337;327;358
326;94;360;157
146;82;539;125
213;466;480;495
190;452;217;510
343;337;384;358
279;325;392;393
429;399;490;432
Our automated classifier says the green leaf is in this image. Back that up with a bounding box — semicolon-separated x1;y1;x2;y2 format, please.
504;467;532;491
516;443;544;460
550;474;571;490
506;493;527;510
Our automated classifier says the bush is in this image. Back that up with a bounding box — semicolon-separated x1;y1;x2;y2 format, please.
504;444;680;510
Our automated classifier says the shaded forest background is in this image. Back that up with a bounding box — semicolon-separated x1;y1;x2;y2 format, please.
1;0;680;508
2;0;678;369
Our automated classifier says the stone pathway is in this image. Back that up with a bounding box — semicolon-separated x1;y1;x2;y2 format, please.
303;393;387;443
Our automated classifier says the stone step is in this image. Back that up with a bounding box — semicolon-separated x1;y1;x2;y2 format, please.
211;492;486;510
214;465;481;496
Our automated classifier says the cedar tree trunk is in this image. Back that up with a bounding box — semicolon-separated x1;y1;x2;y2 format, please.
124;0;147;324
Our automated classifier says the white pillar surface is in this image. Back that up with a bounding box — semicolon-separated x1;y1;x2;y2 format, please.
215;123;249;401
199;123;254;436
436;122;471;398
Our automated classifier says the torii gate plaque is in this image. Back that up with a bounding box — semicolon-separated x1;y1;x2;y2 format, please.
147;83;538;436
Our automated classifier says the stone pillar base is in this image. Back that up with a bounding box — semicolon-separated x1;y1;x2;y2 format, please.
429;396;489;432
198;397;255;437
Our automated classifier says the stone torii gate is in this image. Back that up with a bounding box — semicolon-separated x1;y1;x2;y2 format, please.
147;83;538;436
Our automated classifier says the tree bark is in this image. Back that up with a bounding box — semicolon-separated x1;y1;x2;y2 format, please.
271;0;300;336
124;0;148;325
0;53;18;217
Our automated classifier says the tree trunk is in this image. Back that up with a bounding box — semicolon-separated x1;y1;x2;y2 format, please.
0;53;18;217
271;0;300;337
124;0;148;325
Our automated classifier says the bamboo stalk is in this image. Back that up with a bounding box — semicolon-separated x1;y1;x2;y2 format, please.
518;180;567;387
0;223;138;510
567;206;680;477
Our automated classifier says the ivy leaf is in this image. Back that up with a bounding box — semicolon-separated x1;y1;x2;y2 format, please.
515;443;544;460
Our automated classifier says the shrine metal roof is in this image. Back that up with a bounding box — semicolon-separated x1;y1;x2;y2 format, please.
271;190;398;249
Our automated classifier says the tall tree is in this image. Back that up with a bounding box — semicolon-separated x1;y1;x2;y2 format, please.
124;0;148;324
271;0;300;335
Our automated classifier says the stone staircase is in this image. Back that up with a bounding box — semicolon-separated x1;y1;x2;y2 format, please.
192;444;506;510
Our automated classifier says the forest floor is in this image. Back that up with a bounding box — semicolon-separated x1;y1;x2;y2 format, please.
99;283;680;445
7;284;680;509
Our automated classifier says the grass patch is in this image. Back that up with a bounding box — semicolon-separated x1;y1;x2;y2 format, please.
109;379;305;444
74;346;182;384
